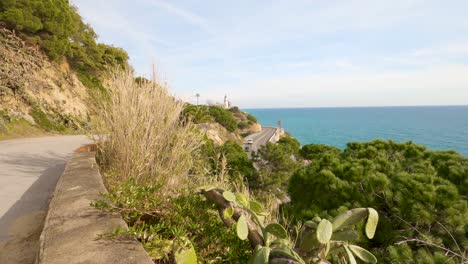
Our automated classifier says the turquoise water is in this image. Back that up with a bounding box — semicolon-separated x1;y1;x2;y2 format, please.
246;106;468;156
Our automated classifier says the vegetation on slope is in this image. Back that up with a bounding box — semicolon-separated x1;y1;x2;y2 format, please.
288;140;467;263
0;0;130;139
92;70;253;262
199;135;467;263
183;104;260;134
0;109;46;140
252;136;302;192
0;0;128;91
216;140;258;183
92;70;384;263
12;2;463;263
93;70;202;188
0;26;87;137
90;68;467;263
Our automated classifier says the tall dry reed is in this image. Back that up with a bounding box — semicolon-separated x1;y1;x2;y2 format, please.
92;69;203;191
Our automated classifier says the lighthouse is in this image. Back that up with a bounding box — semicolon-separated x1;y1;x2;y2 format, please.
223;95;230;109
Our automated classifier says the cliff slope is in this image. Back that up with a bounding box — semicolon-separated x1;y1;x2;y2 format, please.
0;28;90;135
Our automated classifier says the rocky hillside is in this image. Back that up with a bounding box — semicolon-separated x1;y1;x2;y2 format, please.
196;123;242;145
0;27;90;134
229;106;262;135
184;104;262;145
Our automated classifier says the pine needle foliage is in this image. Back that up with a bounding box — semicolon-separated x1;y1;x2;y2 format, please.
289;140;467;263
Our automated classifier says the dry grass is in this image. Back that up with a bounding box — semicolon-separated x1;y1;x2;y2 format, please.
92;69;204;192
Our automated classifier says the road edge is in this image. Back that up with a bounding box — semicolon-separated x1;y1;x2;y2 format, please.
36;150;153;264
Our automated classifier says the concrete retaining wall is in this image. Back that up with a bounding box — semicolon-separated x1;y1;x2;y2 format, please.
267;127;281;143
36;151;153;264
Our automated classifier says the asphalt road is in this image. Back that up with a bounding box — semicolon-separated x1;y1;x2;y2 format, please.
0;135;91;264
243;127;278;154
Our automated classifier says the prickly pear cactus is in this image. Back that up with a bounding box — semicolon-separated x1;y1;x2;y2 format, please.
200;186;380;264
298;208;379;264
173;237;197;264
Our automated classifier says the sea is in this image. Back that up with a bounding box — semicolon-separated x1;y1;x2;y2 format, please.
246;106;468;156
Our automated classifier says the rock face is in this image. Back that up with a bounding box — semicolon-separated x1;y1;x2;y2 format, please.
196;123;241;146
243;122;262;134
0;27;90;127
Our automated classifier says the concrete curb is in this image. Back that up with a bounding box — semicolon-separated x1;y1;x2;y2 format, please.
36;151;153;264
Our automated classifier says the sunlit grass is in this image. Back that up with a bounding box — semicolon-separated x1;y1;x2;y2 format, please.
92;69;204;194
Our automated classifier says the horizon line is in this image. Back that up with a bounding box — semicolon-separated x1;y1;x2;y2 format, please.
242;104;468;110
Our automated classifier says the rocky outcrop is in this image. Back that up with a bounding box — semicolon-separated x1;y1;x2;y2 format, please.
231;109;262;135
241;122;262;134
196;123;241;145
0;27;90;128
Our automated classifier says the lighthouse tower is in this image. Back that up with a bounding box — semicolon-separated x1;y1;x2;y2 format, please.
223;95;230;109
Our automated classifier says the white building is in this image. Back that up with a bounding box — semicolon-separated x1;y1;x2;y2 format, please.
223;95;231;109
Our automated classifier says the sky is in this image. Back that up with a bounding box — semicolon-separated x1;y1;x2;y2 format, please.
72;0;468;108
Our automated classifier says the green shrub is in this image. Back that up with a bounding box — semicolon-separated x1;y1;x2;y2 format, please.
240;132;252;138
30;107;65;131
237;120;250;129
200;186;381;264
76;70;105;92
254;141;301;190
134;76;151;85
229;106;241;113
288;140;467;263
0;117;46;139
0;109;9;133
277;136;301;155
208;106;237;132
94;179;251;263
246;113;257;123
0;0;129;89
217;140;258;184
182;104;212;123
299;144;341;160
